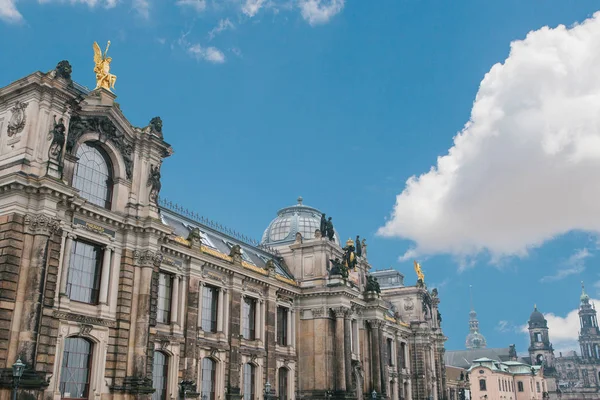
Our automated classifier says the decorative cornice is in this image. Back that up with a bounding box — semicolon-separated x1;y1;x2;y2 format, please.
52;310;117;328
134;249;163;267
24;213;61;235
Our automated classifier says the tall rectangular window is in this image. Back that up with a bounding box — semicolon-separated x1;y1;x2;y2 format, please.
242;297;257;340
201;286;219;333
201;358;216;400
517;381;524;392
67;240;103;304
157;273;172;324
387;338;393;366
243;364;255;400
400;342;407;369
536;382;540;393
277;306;288;346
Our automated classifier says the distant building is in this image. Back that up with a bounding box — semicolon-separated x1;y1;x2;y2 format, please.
445;366;470;400
468;358;549;400
465;287;487;350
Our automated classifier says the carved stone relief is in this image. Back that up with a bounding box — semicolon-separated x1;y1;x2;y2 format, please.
67;115;134;179
24;214;61;235
133;249;163;267
6;101;28;137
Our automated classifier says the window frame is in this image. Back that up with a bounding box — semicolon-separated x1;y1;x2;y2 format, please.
59;337;93;400
72;141;114;210
201;358;217;400
201;285;219;333
479;379;487;391
243;363;256;400
242;296;257;340
277;306;288;346
278;367;288;400
152;351;169;400
66;239;104;305
157;272;173;325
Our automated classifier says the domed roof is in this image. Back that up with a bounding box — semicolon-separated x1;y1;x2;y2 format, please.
529;305;547;327
465;331;487;350
261;197;340;246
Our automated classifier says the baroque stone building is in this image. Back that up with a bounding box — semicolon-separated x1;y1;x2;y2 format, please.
0;60;447;400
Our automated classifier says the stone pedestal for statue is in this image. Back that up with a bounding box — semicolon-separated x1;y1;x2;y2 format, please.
46;159;62;179
364;291;380;301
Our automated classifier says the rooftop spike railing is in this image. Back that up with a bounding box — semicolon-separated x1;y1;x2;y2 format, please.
157;196;282;257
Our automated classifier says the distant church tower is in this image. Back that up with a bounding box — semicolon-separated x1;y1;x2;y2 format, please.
528;305;555;367
465;285;487;349
578;282;600;360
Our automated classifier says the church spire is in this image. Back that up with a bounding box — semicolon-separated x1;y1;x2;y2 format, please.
465;284;487;349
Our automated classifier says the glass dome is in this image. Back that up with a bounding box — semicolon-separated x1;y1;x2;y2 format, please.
261;197;340;246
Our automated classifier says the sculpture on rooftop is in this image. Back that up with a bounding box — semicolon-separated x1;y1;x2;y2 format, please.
356;235;362;257
148;163;162;203
48;115;66;163
325;217;335;241
93;41;117;91
320;213;327;238
414;260;425;287
329;258;348;278
361;238;367;258
342;238;357;271
365;275;381;293
54;60;72;81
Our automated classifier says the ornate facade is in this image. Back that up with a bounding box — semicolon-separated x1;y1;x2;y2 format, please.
0;60;447;400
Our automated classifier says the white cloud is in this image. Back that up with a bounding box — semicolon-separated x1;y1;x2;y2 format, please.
298;0;344;25
378;13;600;262
540;248;592;283
176;0;205;13
242;0;265;17
208;18;234;40
519;300;599;354
187;44;225;63
132;0;148;18
0;0;23;23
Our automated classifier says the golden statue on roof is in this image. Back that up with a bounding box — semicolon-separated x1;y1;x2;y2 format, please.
93;41;117;91
414;260;425;282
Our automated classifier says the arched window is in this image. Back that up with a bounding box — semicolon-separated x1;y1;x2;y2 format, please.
152;351;168;400
201;358;216;400
278;367;288;400
479;379;487;391
243;363;255;400
59;337;93;400
73;142;113;209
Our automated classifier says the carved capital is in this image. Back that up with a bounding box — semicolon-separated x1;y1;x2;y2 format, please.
24;214;61;235
133;249;163;267
368;319;384;329
331;306;350;319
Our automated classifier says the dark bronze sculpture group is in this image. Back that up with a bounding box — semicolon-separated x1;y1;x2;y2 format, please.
320;213;336;241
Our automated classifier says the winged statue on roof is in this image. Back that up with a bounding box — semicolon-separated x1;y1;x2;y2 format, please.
93;41;117;91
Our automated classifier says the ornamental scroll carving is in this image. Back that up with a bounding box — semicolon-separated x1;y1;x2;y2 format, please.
404;297;415;311
24;214;61;235
331;306;351;319
134;250;163;267
311;308;326;318
67;115;134;179
7;101;28;137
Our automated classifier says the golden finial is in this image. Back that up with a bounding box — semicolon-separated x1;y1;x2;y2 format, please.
414;260;425;282
93;41;117;91
346;238;354;247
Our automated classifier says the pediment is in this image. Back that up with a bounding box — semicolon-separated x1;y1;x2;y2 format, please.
66;88;171;180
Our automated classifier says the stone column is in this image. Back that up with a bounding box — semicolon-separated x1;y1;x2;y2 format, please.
333;307;347;392
255;298;262;341
171;275;180;325
98;246;113;304
109;248;122;314
224;288;230;337
59;233;75;295
217;287;224;332
197;282;204;329
344;311;353;391
17;214;60;366
179;276;187;326
226;284;243;400
291;309;296;348
370;320;382;394
287;307;292;346
378;327;387;395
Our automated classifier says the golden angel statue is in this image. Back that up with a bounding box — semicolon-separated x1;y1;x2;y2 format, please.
93;41;117;91
414;260;425;282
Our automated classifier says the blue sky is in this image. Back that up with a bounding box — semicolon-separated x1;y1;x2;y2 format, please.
2;0;600;352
